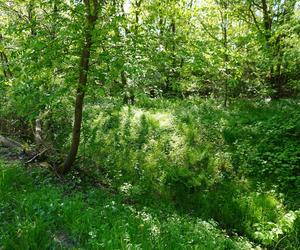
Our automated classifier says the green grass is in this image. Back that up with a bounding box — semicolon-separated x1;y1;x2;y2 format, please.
75;98;300;248
1;98;300;249
0;160;254;250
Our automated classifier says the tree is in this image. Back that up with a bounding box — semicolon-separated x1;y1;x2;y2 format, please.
246;0;298;98
0;34;12;79
60;0;100;174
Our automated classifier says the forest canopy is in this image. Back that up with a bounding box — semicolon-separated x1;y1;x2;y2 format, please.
1;0;299;101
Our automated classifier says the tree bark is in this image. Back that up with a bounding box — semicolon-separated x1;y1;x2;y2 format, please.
0;34;12;78
220;0;229;107
261;0;272;39
27;1;37;37
60;0;99;174
0;51;12;78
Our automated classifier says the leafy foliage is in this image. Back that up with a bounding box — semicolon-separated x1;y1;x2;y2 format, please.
0;0;299;249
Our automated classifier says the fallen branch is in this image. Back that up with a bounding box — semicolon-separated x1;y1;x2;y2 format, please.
0;134;62;181
0;134;24;149
25;148;48;164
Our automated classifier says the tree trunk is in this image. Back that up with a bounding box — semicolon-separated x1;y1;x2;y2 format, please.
261;0;272;41
51;0;59;39
221;0;229;107
34;118;44;148
27;1;37;37
0;33;12;78
60;0;99;174
260;0;283;99
272;35;284;99
0;51;12;78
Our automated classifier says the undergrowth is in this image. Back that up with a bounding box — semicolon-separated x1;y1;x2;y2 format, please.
0;160;254;250
1;98;300;249
76;98;300;248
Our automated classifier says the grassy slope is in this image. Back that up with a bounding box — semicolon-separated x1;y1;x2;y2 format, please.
0;160;255;250
1;98;299;249
78;98;300;248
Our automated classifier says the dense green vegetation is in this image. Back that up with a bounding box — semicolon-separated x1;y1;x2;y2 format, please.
0;0;300;249
0;160;257;249
1;99;300;249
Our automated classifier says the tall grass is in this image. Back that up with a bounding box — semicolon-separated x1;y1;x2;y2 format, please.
0;160;254;249
1;98;299;249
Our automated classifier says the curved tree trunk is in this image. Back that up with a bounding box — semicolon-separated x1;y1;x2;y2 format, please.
59;0;99;174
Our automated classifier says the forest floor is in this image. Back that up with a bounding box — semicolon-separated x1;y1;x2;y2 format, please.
1;99;300;249
0;152;257;250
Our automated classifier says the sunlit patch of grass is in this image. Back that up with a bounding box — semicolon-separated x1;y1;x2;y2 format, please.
121;105;175;129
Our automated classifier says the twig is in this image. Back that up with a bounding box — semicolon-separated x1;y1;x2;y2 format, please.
25;148;48;164
274;235;287;250
49;164;64;182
